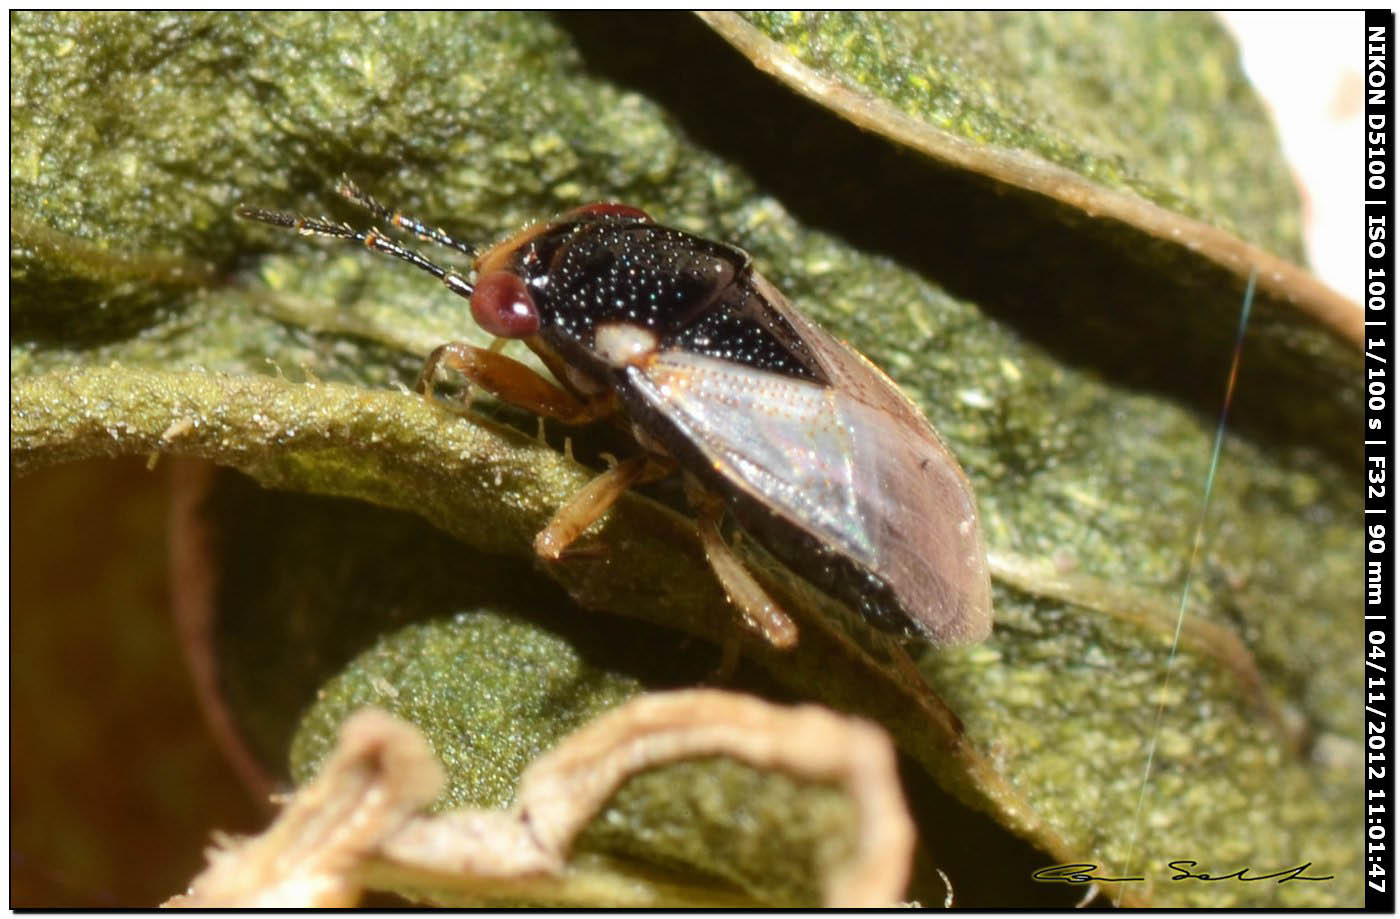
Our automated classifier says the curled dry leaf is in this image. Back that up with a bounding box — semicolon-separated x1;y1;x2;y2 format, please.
381;690;913;907
171;694;913;908
166;709;444;908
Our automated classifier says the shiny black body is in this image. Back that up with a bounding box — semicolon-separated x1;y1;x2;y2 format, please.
497;214;924;637
507;217;826;385
239;192;992;646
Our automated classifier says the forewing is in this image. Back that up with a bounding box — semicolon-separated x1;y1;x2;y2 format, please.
837;390;992;644
631;343;991;644
630;351;877;566
644;273;993;644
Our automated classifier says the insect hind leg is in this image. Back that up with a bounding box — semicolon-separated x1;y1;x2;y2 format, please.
689;490;799;650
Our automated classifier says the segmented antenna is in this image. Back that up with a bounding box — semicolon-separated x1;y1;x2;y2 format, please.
235;177;475;300
334;175;477;258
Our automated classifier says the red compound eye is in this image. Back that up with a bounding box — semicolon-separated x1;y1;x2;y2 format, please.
567;202;652;222
470;271;540;338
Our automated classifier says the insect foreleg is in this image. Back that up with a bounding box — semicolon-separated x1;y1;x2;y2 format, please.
416;342;614;425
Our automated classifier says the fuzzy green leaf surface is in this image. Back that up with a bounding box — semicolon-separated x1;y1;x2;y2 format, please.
734;11;1302;256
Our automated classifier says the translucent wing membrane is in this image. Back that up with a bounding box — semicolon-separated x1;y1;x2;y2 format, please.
629;275;992;645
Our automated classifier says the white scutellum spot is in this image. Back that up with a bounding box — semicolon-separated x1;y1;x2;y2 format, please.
593;322;659;368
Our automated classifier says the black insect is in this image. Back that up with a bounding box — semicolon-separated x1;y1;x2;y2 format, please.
237;180;992;649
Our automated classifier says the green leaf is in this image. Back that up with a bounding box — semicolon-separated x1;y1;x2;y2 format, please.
13;11;1360;906
723;11;1304;256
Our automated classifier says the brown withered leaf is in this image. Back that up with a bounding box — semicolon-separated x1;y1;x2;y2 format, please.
172;696;913;908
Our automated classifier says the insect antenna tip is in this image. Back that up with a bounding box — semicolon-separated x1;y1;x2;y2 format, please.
234;204;296;227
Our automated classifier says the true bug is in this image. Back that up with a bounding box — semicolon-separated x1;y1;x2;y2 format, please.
237;180;992;649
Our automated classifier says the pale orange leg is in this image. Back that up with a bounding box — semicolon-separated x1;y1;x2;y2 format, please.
416;341;613;425
693;499;799;650
534;456;674;560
